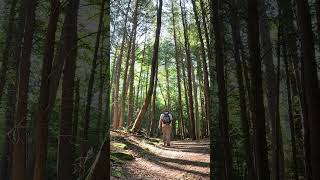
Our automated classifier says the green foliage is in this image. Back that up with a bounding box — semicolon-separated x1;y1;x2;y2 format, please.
111;152;134;161
112;169;124;177
112;142;128;149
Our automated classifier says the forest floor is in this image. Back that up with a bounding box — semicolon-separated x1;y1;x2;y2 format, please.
110;131;210;180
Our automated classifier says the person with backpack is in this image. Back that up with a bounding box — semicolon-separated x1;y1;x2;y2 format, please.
158;109;173;146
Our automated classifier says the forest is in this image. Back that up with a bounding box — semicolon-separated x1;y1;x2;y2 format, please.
0;0;320;179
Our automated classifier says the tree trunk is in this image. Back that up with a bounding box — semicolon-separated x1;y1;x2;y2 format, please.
316;0;320;49
12;0;37;179
2;18;22;176
81;0;106;159
246;0;270;179
57;0;79;179
208;1;218;178
296;1;320;179
200;0;213;137
283;41;299;180
171;1;184;137
180;0;196;140
191;0;209;138
192;62;199;139
135;34;147;113
278;0;307;177
85;138;109;180
230;0;256;178
119;0;140;128
112;0;132;129
0;0;18;101
276;27;285;180
149;65;158;137
110;46;118;126
165;50;174;135
72;79;80;163
258;0;284;178
171;0;184;138
212;0;233;178
182;57;190;137
33;1;60;179
131;0;163;132
195;51;205;138
97;33;106;142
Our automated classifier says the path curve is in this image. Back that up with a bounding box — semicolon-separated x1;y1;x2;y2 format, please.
111;132;210;180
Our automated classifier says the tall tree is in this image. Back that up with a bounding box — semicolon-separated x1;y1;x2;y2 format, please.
84;138;109;180
258;0;284;178
57;0;80;179
33;1;60;179
283;41;299;180
246;0;270;179
119;0;140;128
131;0;163;132
199;0;211;136
180;0;196;140
96;51;104;142
149;64;159;137
82;0;106;158
230;0;256;178
72;79;80;165
1;1;26;179
171;0;184;138
278;0;308;177
212;0;233;178
104;0;111;175
190;0;209;137
12;0;37;179
112;0;132;129
208;1;219;178
0;0;18;101
296;1;320;179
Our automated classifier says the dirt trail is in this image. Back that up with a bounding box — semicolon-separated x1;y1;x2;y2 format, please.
111;132;210;180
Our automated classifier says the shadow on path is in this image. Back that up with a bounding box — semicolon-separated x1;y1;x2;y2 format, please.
156;142;210;155
117;136;210;178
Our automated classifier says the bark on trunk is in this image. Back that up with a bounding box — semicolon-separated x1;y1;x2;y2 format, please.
278;0;307;177
296;1;320;179
57;0;80;179
131;0;163;132
171;2;184;137
180;0;196;140
247;0;270;178
283;42;299;180
258;0;284;178
33;1;60;179
12;0;37;179
192;62;199;139
112;0;132;129
230;0;256;178
0;0;18;101
81;0;106;158
119;0;139;128
199;0;211;136
85;138;109;180
72;79;80;162
149;65;158;137
212;0;233;178
191;0;209;138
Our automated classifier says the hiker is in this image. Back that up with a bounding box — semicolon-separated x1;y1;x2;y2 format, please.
158;109;173;146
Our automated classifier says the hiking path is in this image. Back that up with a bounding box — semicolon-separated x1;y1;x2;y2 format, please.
111;131;210;180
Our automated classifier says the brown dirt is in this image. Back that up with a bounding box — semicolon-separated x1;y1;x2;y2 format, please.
111;131;210;180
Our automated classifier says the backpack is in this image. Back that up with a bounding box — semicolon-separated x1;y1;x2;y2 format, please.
162;112;171;124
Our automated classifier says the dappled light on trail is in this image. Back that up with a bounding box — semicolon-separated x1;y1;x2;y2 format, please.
111;131;210;180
